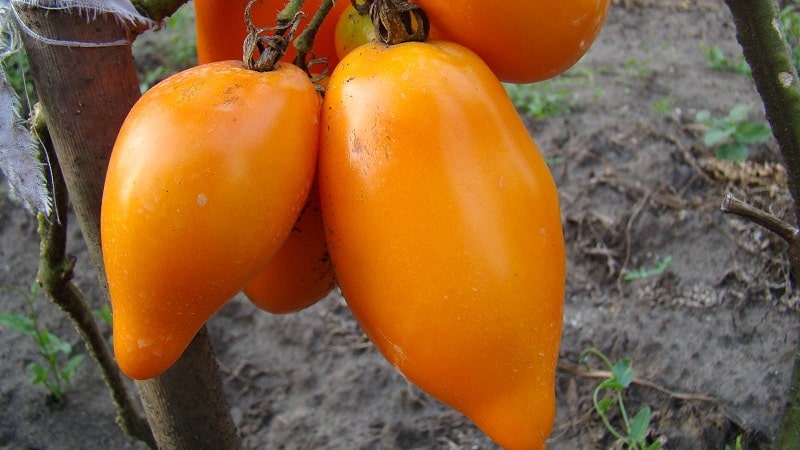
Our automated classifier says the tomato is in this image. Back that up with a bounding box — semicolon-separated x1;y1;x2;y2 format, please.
102;61;320;380
334;3;375;61
415;0;610;83
194;0;349;68
319;41;565;449
243;181;335;314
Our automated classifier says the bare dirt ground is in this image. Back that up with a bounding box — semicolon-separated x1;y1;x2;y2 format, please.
2;1;800;449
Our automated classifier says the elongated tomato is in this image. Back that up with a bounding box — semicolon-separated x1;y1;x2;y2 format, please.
417;0;609;82
102;61;320;380
243;181;335;314
319;41;565;449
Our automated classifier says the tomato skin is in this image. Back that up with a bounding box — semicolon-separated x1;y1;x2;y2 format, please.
102;61;320;380
334;4;375;61
416;0;609;83
243;181;335;314
194;0;349;67
320;41;565;449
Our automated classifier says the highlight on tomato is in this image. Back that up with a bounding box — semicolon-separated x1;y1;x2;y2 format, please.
101;60;320;380
320;39;566;449
194;0;349;67
415;0;610;83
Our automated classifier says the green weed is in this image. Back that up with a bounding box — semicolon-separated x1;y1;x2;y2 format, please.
623;255;672;281
3;48;35;114
700;43;751;76
651;97;674;115
93;304;112;327
505;65;600;119
505;83;574;119
580;348;661;450
0;282;85;400
695;104;772;162
623;57;653;77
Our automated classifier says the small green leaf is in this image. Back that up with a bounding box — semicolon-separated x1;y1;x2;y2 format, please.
93;304;112;327
727;103;752;123
597;397;614;414
648;441;662;450
695;110;711;123
716;142;749;162
27;363;48;385
40;332;71;356
599;377;625;391
704;127;734;147
612;358;635;389
734;121;771;144
0;313;35;335
60;354;85;382
629;407;652;442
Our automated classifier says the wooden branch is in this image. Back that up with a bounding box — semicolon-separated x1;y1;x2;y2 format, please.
17;5;241;449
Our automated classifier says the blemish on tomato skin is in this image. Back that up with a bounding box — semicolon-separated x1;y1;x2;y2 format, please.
197;193;208;206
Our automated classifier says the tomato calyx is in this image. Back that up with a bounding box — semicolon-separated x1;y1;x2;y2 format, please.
242;0;304;72
359;0;429;45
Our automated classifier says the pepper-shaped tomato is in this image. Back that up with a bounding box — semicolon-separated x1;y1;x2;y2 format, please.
102;61;320;380
194;0;349;68
416;0;610;83
243;181;336;314
319;41;565;449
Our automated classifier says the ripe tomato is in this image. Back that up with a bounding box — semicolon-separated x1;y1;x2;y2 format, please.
194;0;349;68
415;0;610;83
334;3;375;61
320;41;565;449
243;181;336;314
102;61;320;380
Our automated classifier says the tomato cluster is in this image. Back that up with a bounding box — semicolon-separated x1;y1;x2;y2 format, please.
102;1;608;448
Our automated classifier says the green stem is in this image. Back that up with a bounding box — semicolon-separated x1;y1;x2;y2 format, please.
591;386;628;443
277;0;307;24
292;0;334;70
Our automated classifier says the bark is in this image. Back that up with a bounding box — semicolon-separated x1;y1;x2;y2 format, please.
17;5;241;449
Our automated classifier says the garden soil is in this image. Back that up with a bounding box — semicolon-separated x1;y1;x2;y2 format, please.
2;0;799;449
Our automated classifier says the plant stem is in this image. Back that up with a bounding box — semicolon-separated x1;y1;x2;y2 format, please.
723;0;800;447
33;109;156;448
292;0;334;70
277;0;307;24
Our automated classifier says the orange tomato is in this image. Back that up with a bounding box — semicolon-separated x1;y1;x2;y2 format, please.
334;3;375;60
102;61;320;380
243;181;336;314
319;41;565;449
194;0;349;68
415;0;610;83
